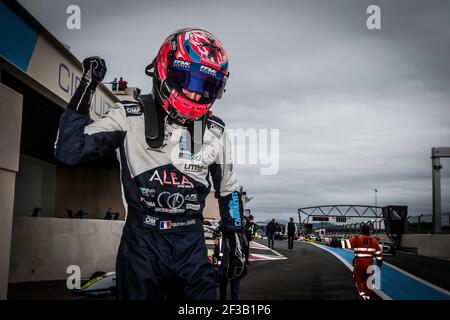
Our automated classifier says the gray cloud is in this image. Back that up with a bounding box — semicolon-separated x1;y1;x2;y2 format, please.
19;0;450;221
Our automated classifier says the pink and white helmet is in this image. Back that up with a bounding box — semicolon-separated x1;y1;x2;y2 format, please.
152;28;229;124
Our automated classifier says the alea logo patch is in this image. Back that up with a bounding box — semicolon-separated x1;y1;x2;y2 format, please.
149;170;194;188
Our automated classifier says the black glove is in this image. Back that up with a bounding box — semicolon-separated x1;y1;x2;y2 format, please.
224;231;248;280
81;56;107;83
67;56;107;114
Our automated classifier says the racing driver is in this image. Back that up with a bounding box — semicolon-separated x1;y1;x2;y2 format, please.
54;28;247;300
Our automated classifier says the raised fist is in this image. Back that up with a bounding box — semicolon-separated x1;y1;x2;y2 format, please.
67;56;107;114
82;56;107;83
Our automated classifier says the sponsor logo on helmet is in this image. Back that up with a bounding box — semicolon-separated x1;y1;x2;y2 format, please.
200;65;217;77
171;40;178;51
173;60;191;69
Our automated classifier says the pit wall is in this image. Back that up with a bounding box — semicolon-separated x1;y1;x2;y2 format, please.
9;192;220;283
13;155;56;217
0;83;23;298
401;234;450;259
54;166;125;220
9;217;124;283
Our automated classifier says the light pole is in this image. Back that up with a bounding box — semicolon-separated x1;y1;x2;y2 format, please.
374;189;378;208
374;189;378;232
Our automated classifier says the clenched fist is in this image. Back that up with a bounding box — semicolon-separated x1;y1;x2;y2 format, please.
67;56;107;114
82;56;107;83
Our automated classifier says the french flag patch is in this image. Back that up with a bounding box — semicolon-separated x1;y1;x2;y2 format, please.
160;221;171;230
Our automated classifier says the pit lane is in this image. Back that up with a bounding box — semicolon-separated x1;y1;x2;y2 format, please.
8;239;360;300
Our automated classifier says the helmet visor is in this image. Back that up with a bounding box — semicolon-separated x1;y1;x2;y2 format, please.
168;59;227;103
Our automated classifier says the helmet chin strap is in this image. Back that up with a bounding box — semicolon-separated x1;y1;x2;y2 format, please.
145;61;155;77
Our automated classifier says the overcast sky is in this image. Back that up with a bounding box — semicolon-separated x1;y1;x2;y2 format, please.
19;0;450;221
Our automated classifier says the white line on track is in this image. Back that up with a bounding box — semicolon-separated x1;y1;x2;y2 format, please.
251;253;287;260
205;239;287;260
247;241;286;258
383;261;450;297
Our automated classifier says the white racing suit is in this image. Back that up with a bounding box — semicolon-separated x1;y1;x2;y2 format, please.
55;97;244;300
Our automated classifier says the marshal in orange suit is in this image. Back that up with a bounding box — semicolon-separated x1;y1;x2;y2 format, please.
342;224;383;300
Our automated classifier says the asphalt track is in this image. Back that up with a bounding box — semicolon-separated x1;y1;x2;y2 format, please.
384;252;450;291
9;239;450;300
8;239;360;300
311;243;450;300
238;240;360;300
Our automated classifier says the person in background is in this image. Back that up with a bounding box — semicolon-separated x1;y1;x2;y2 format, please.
118;77;127;91
104;206;114;220
31;207;42;217
266;218;276;249
287;217;297;249
243;215;256;264
342;224;383;300
111;78;118;91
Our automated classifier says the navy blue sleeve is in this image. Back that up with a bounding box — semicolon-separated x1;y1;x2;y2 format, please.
207;117;243;233
210;162;244;233
55;106;126;166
